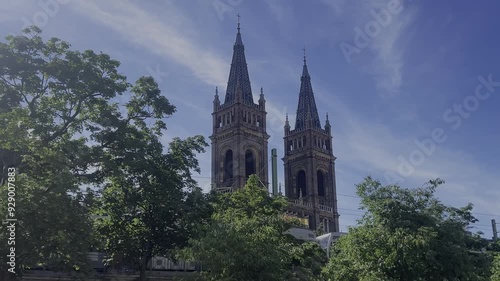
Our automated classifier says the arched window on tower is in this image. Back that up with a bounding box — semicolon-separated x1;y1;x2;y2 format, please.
223;150;233;185
297;170;306;198
317;170;325;197
245;149;256;177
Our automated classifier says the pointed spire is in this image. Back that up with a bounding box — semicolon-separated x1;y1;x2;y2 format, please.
285;113;290;132
213;87;220;110
295;52;321;130
224;15;253;104
325;112;331;134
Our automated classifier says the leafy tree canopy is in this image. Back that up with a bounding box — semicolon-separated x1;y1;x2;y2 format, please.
182;175;328;281
0;27;208;281
323;177;492;281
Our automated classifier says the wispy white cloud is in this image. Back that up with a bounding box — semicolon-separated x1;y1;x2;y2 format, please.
320;0;346;17
71;0;227;87
0;0;32;22
266;1;293;25
331;0;417;96
369;8;416;96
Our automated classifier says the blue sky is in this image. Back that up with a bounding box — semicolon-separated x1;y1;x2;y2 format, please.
1;0;499;235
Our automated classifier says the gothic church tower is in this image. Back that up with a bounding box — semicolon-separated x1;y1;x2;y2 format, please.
210;23;269;191
283;55;340;232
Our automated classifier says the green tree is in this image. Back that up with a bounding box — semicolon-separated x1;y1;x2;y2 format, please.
183;175;328;281
323;177;491;281
0;26;208;281
285;241;328;281
0;26;129;274
94;135;207;281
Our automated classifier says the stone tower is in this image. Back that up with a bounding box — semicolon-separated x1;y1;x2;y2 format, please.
210;23;269;191
283;55;339;232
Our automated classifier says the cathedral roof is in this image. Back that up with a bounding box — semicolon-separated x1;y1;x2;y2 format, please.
295;54;321;130
224;23;253;104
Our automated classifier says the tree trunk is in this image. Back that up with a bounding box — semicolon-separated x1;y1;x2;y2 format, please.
139;265;146;281
139;242;153;281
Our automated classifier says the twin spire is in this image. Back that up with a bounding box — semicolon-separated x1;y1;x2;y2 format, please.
224;14;253;104
295;47;321;130
220;17;322;130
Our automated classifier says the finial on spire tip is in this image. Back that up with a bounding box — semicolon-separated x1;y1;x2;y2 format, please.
215;86;218;95
237;13;241;32
326;112;329;120
286;113;289;121
303;47;306;64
